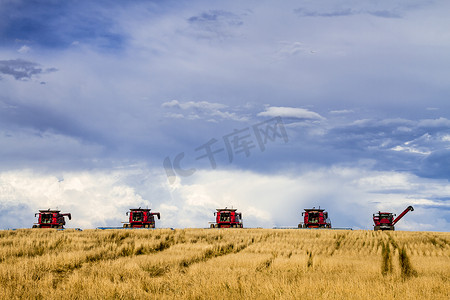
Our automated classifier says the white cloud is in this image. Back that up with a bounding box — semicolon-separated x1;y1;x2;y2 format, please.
0;166;449;231
390;145;431;155
161;100;248;121
0;129;104;166
163;112;185;119
258;106;324;120
273;41;317;59
166;167;449;230
160;204;178;211
329;109;354;114
395;126;413;132
17;45;31;54
0;168;165;229
418;117;450;128
162;99;226;110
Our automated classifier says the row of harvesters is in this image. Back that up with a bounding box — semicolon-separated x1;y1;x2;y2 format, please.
31;205;414;231
32;207;239;229
32;208;160;229
224;205;414;230
296;205;414;230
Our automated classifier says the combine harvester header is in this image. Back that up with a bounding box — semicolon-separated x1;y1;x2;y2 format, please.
123;208;160;228
274;207;352;230
210;208;243;228
32;209;71;229
299;207;332;228
97;207;161;230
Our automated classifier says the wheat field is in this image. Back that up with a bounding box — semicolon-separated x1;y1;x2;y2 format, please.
0;229;448;299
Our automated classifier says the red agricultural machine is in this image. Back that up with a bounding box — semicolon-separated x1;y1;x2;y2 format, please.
210;208;243;228
123;208;160;228
373;206;414;231
298;207;332;228
32;209;71;229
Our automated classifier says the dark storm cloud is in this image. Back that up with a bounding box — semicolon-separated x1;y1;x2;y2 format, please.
0;96;112;169
268;116;449;182
0;59;56;80
0;202;33;229
188;10;243;26
292;1;435;19
0;99;83;136
0;0;127;50
324;119;413;153
418;149;450;180
294;8;402;18
294;8;355;18
187;10;244;39
324;118;450;152
368;10;402;18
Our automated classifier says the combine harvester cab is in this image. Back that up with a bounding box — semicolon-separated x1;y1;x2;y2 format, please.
210;208;243;228
33;209;71;229
298;207;332;228
373;206;414;231
123;208;160;228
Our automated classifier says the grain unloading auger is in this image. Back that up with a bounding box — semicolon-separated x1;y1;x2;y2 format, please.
373;205;414;231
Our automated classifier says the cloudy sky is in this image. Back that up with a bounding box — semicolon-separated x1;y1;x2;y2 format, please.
0;0;449;230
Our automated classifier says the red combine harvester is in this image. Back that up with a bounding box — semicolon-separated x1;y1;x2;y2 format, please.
210;208;243;228
32;209;71;229
373;206;414;231
123;208;160;228
298;207;332;228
